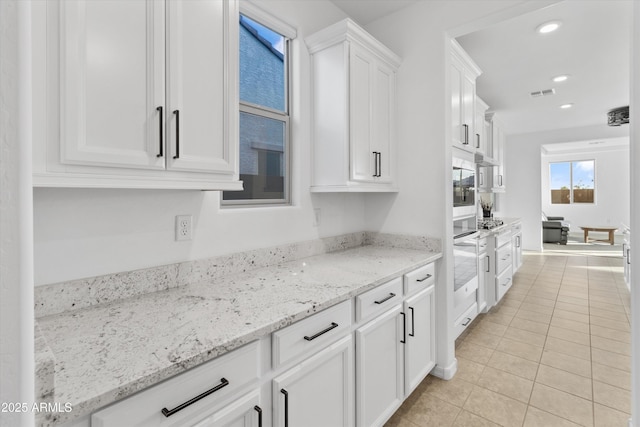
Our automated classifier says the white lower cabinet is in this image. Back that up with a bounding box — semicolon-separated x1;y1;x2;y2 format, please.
355;274;436;426
273;335;354;427
191;390;262;427
403;286;436;396
91;341;260;427
355;305;404;427
88;263;439;427
511;222;523;273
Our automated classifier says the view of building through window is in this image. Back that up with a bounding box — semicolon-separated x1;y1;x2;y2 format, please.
222;14;289;205
550;160;595;204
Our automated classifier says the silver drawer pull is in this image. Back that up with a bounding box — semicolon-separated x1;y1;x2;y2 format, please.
416;274;432;282
462;318;472;326
374;293;396;304
304;322;338;341
161;378;229;417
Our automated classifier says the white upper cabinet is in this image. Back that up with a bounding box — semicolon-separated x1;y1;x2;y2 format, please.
475;96;489;157
32;0;240;190
486;113;506;192
451;40;481;153
307;19;401;192
166;0;237;175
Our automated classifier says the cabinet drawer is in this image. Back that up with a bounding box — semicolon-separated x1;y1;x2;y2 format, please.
496;265;513;301
495;229;511;248
356;277;403;322
454;279;477;319
272;300;352;368
91;341;260;427
404;263;435;296
511;222;522;235
453;302;478;339
496;243;512;274
477;237;488;254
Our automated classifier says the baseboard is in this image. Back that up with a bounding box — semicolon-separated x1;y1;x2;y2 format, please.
431;358;458;380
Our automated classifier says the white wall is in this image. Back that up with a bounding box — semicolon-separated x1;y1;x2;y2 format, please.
33;1;363;285
541;146;630;234
503;124;629;251
0;1;35;425
629;3;639;424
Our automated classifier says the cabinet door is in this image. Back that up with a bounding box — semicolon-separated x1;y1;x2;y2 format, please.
273;335;354;427
191;390;262;427
512;233;523;272
355;305;403;427
349;44;375;183
404;286;435;396
166;0;238;174
60;0;165;169
492;123;505;190
451;59;464;147
372;61;395;183
462;72;476;152
477;253;489;312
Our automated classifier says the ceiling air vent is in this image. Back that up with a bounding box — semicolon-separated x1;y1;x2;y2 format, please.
530;88;556;98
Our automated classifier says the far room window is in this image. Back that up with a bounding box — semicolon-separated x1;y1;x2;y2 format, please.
222;12;292;206
550;160;595;204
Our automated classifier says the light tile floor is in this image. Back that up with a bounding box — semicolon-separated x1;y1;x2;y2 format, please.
386;251;631;427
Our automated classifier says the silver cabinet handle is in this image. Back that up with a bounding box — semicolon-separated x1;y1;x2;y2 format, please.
485;255;490;272
462;124;469;144
461;317;471;326
417;274;432;282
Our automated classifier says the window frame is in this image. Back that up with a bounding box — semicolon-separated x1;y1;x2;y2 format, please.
222;4;296;207
549;159;596;204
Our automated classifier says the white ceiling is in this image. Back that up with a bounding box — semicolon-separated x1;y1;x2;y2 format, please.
457;1;631;136
330;0;418;26
331;1;632;138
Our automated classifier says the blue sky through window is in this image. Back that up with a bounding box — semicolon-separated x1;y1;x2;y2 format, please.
550;162;570;189
572;161;594;189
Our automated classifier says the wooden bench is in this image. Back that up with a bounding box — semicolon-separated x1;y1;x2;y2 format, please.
579;226;618;245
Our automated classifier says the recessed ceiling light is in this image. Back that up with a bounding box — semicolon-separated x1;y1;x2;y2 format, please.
537;20;562;34
560;103;573;109
552;75;569;82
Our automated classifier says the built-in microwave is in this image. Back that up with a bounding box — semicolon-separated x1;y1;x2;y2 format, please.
453;156;477;217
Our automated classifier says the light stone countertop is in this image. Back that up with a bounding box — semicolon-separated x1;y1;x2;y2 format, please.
477;217;521;238
36;244;441;425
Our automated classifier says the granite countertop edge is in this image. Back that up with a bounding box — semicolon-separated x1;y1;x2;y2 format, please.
37;246;442;425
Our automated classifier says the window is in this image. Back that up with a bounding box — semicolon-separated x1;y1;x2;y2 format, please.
222;11;292;205
549;160;595;204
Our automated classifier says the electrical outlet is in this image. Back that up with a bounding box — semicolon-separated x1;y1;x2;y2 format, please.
175;215;192;241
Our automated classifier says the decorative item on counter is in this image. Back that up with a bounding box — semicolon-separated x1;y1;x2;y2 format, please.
481;199;493;218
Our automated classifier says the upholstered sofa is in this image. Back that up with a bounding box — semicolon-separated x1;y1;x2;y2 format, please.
542;213;570;245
